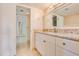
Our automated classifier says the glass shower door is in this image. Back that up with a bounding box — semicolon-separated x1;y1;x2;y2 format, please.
16;15;27;44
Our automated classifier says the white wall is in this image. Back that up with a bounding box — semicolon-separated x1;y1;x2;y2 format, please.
64;13;79;27
30;7;44;50
0;4;16;56
44;13;53;29
17;4;44;50
0;4;2;55
0;3;44;55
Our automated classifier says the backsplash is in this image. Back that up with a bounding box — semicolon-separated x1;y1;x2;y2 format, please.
43;28;79;34
57;29;79;34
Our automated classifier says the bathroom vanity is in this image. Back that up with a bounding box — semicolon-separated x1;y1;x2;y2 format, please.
35;32;79;56
34;3;79;56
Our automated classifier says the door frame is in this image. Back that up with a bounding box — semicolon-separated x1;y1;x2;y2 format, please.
16;5;31;44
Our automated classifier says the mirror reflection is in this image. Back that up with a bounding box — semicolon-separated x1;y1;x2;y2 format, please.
48;3;79;27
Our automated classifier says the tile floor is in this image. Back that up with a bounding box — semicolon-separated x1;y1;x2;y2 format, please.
16;41;40;56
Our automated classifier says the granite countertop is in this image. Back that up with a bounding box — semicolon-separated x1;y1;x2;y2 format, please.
35;32;79;42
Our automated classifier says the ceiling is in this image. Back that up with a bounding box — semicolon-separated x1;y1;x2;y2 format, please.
16;6;30;15
20;3;79;16
23;3;51;10
52;3;79;16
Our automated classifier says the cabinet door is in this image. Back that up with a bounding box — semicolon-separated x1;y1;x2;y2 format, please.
56;46;77;56
35;33;45;55
35;33;55;56
42;34;55;56
56;37;79;55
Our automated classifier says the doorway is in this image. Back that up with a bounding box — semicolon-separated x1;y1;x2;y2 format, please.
16;6;30;47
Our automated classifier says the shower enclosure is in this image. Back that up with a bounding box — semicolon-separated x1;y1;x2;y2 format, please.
16;6;30;44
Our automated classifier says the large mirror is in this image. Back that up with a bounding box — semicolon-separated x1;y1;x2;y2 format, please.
50;3;79;27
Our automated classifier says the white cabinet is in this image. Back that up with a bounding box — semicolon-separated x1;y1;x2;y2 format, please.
35;32;79;56
35;32;55;56
56;37;79;55
56;46;77;56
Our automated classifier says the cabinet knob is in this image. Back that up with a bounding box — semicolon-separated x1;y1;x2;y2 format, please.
63;42;66;45
43;40;46;43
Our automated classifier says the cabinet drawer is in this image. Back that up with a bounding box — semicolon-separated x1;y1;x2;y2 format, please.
35;33;55;56
56;46;77;56
56;37;79;55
